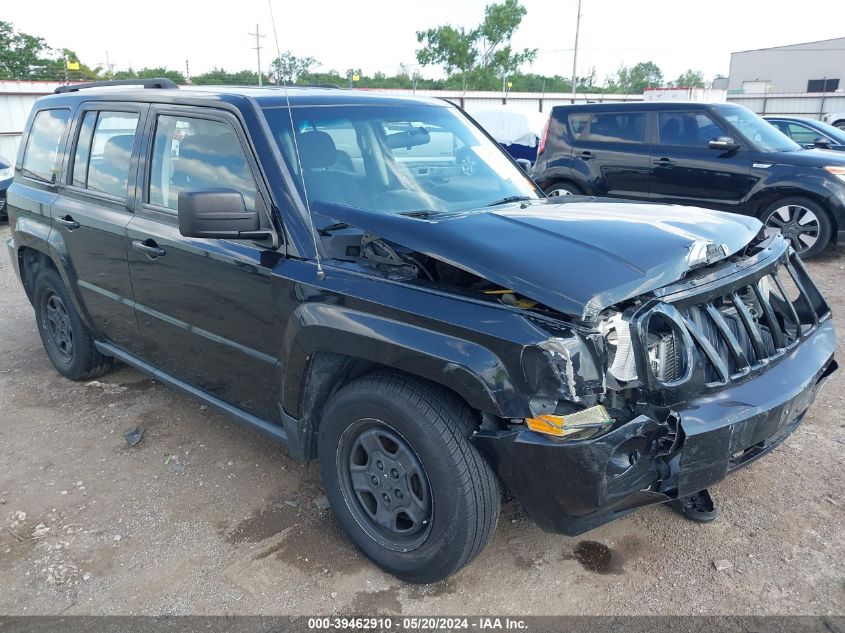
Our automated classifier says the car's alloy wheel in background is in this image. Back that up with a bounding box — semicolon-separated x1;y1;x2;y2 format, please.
762;197;831;258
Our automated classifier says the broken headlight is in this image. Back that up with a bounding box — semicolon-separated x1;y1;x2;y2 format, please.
645;314;687;383
602;312;638;382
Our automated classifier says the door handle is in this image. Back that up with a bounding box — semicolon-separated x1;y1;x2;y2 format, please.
652;158;676;167
55;215;80;230
131;239;166;259
578;151;595;160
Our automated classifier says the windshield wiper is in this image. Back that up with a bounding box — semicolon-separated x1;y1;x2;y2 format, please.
487;195;533;207
398;210;441;219
318;221;352;235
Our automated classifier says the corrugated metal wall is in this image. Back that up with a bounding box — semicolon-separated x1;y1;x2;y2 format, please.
0;81;66;160
725;92;845;118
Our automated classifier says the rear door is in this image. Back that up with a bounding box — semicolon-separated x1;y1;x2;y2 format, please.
649;109;754;211
125;106;282;419
570;110;651;199
51;103;146;351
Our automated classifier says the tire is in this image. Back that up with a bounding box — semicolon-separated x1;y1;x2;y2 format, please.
759;196;832;258
544;181;582;197
834;120;845;132
34;267;113;381
318;373;500;583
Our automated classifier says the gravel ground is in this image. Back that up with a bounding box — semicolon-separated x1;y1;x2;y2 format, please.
0;222;843;616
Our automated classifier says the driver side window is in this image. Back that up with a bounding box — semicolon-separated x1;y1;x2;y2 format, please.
148;115;257;212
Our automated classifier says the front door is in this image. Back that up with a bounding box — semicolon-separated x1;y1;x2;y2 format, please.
649;110;754;211
125;107;283;419
51;104;146;352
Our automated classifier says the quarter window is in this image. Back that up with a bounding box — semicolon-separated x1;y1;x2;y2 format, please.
657;112;728;147
582;112;646;144
71;111;140;197
148;115;257;212
22;109;70;183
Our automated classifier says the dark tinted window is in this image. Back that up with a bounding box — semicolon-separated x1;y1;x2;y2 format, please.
71;111;97;188
71;111;139;197
582;112;645;143
22;109;70;183
148;115;257;212
807;78;839;93
657;111;728;146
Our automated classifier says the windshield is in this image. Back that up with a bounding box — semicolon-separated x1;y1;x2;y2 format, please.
719;105;802;152
815;120;845;144
261;103;540;216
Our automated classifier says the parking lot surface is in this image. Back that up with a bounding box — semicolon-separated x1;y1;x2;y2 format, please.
0;223;843;616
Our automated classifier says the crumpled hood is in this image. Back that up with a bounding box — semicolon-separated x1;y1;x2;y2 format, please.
317;199;762;320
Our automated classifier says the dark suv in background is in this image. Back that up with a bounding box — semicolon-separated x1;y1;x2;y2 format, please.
5;80;837;582
533;102;845;257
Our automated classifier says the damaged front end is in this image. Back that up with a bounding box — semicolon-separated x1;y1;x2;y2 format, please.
313;199;835;535
472;233;837;535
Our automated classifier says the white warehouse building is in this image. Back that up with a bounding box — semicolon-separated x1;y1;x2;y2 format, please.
729;37;845;94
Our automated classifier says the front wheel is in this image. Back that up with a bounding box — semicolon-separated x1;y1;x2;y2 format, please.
760;197;832;258
544;181;582;197
318;373;500;583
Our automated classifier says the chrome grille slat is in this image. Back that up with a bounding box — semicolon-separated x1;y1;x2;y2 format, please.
650;253;829;391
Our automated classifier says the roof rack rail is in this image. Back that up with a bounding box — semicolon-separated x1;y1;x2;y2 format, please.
54;78;179;94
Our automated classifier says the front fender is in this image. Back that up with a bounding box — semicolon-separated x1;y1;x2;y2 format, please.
282;302;525;420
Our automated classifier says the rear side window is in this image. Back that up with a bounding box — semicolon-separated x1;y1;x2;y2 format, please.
148;115;257;212
582;112;645;144
22;109;71;183
71;111;139;197
657;112;728;147
567;113;591;140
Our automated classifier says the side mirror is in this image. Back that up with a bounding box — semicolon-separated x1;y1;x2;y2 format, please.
813;137;832;150
177;190;269;239
515;158;532;174
708;136;740;151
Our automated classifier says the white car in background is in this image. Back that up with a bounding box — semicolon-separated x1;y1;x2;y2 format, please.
822;112;845;130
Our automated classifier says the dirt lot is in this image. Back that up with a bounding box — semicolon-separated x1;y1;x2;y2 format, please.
0;222;843;617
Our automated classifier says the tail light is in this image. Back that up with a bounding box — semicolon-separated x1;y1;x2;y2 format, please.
537;116;550;157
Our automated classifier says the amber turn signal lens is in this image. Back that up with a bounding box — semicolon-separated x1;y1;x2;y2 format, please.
525;405;612;438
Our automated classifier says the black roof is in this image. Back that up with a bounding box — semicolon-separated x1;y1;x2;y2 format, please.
550;101;743;113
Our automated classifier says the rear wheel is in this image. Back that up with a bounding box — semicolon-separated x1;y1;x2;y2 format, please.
318;373;500;583
544;181;582;197
760;197;832;258
34;267;113;380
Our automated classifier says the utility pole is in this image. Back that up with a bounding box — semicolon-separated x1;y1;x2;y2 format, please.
249;24;266;86
185;59;191;84
570;0;582;104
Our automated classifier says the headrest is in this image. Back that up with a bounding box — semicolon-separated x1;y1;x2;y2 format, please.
103;134;134;161
299;131;337;169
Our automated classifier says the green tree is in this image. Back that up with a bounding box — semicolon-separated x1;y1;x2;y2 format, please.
415;0;537;89
193;67;267;85
0;21;99;81
671;69;706;89
606;61;664;93
269;51;319;84
113;67;186;84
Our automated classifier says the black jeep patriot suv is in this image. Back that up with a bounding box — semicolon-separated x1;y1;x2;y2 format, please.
6;79;837;582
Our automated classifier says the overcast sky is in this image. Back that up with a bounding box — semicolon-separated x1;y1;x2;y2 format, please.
7;0;845;84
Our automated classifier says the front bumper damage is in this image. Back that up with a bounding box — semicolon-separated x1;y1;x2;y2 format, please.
472;314;837;537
